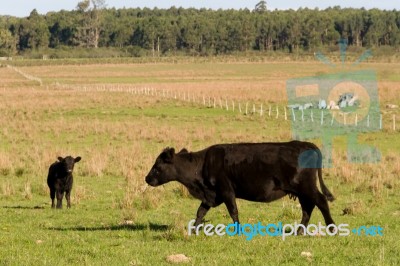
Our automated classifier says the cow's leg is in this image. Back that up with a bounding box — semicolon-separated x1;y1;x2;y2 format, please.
213;175;240;223
65;190;72;208
315;192;335;228
297;196;315;235
56;190;64;209
223;195;239;223
194;202;210;226
50;188;56;208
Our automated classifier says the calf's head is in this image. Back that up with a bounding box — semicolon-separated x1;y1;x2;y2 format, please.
58;156;81;173
145;148;178;187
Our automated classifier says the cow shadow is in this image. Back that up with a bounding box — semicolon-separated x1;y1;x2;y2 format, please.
47;222;169;232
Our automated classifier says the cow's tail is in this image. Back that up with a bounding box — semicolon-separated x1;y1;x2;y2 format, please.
318;168;335;202
315;147;335;202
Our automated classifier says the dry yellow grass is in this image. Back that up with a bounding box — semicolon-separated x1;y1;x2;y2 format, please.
0;61;399;205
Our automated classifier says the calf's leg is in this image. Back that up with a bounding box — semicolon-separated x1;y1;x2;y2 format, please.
65;190;72;208
56;190;64;209
50;188;56;208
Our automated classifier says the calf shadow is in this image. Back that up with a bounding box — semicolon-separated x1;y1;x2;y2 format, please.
3;205;45;210
47;222;169;232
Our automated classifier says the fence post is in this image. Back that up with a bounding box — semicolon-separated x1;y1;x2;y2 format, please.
260;104;263;116
311;110;314;122
245;102;248;115
291;108;295;121
393;114;396;131
225;99;229;111
380;114;382;130
269;105;271;117
239;103;242;113
321;110;324;125
232;101;235;112
276;106;279;119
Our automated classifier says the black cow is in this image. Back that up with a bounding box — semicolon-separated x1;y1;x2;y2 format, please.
47;156;81;209
145;141;335;231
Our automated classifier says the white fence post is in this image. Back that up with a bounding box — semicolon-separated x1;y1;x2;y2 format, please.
321;110;324;125
291;108;295;121
393;114;396;131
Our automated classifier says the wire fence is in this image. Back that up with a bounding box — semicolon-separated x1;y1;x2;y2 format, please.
52;83;399;132
4;64;398;132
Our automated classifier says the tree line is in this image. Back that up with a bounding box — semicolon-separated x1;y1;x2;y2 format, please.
0;2;399;57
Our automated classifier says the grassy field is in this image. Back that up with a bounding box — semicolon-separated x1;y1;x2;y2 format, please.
0;60;399;265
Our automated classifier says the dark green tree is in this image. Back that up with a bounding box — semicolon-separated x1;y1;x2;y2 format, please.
254;1;267;13
17;9;49;50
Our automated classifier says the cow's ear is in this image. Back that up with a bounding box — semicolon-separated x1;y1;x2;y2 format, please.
57;157;63;162
166;148;175;162
74;156;81;163
178;148;188;154
162;147;175;163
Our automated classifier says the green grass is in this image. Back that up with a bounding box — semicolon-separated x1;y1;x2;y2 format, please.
1;177;399;265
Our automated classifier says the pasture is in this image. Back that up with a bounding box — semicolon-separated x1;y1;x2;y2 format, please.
0;59;399;265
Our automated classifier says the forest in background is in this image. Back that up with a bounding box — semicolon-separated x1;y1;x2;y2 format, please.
0;1;399;58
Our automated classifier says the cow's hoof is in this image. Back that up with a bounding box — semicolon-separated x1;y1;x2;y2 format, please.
297;228;306;236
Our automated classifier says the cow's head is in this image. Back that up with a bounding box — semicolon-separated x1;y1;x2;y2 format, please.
145;147;181;187
58;156;81;174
